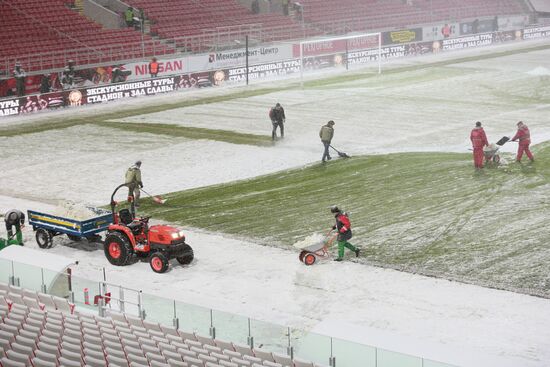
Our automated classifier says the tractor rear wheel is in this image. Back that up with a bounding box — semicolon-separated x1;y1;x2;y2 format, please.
104;232;133;266
36;229;53;249
150;252;169;273
176;244;194;265
299;250;306;262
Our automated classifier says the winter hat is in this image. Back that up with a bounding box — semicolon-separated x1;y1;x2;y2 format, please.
517;121;524;126
475;121;481;127
135;160;142;167
328;120;335;126
330;205;340;213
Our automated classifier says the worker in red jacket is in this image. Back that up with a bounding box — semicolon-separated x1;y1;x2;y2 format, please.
330;206;360;261
470;121;489;169
511;121;534;162
149;57;159;78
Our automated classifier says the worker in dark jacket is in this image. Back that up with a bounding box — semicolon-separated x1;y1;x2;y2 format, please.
13;63;26;97
40;74;52;94
269;103;286;140
319;120;335;162
330;206;360;261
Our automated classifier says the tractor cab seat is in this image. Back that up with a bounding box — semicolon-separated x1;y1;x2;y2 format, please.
118;209;134;225
118;209;144;234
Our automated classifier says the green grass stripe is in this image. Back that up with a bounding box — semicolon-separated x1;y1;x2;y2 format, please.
139;144;550;298
96;121;272;146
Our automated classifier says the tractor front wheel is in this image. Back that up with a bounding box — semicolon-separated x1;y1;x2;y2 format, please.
176;244;194;265
104;232;133;266
36;229;53;249
150;252;169;273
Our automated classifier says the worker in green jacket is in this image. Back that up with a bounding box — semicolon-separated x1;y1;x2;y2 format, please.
125;161;143;206
125;7;134;27
319;120;335;162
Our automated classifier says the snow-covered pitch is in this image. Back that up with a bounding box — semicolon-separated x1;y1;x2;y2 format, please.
1;38;550;367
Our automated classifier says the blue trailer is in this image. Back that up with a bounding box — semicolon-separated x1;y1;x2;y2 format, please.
27;208;112;249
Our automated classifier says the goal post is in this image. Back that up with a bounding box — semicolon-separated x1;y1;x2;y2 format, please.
299;32;382;85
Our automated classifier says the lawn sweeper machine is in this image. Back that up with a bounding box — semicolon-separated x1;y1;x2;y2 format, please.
483;143;501;164
105;183;194;273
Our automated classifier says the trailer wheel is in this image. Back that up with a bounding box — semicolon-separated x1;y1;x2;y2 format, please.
104;232;132;266
67;234;82;242
176;244;194;265
304;253;316;266
299;251;306;262
36;229;53;249
150;252;169;273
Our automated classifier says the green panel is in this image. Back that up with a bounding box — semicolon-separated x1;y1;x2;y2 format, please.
291;329;331;366
212;309;249;345
175;301;212;336
377;349;423;367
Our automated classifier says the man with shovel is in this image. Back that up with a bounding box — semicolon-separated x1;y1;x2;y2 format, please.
320;120;335;162
125;160;143;207
269;103;286;140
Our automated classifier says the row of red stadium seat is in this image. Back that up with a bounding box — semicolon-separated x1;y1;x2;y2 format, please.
0;0;526;76
0;0;175;72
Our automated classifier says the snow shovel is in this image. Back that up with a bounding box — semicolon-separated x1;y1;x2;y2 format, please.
140;188;166;204
496;136;510;146
330;145;350;158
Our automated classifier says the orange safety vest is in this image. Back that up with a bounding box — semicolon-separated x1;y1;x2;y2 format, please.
149;62;159;74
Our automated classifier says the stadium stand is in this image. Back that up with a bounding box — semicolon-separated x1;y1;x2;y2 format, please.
127;0;321;48
297;0;525;33
0;281;323;367
0;0;175;73
0;0;528;76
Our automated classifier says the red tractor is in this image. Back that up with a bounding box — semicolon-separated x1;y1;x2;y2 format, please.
104;183;194;273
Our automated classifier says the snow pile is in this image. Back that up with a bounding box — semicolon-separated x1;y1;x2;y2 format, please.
526;66;550;76
53;201;99;220
292;233;325;249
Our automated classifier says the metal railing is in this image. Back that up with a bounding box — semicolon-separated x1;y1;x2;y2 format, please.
0;22;320;78
0;257;458;367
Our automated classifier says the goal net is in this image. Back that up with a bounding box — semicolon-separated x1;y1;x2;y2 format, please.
298;32;382;83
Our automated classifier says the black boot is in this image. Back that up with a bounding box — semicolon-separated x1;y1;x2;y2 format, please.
354;249;360;257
